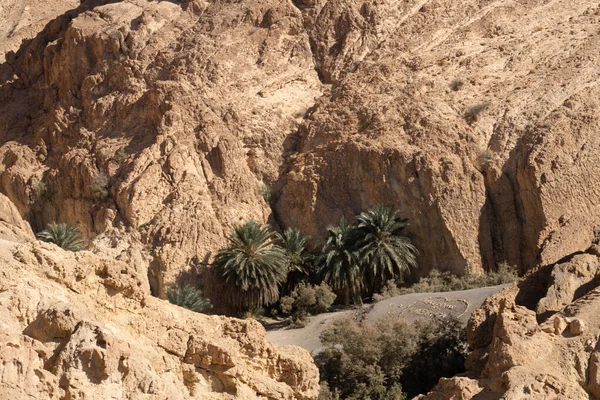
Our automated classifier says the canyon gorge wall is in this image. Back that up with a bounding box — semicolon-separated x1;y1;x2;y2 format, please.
1;0;600;290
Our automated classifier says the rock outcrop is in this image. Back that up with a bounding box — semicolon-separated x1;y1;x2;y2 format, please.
0;0;78;63
2;0;600;290
422;236;600;399
276;0;600;275
0;0;322;295
0;202;320;399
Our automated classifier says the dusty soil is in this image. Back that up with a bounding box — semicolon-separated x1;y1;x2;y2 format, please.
266;284;508;354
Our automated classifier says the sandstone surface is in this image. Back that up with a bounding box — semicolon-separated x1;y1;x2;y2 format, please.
0;0;79;63
0;0;322;297
3;1;600;397
0;202;320;399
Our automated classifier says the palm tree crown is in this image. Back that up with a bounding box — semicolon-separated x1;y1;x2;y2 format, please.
277;228;312;274
36;222;86;252
355;205;418;294
318;219;362;304
277;227;313;294
167;285;212;313
213;221;287;313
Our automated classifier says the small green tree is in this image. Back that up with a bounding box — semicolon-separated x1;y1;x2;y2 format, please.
279;283;336;323
315;315;466;399
36;223;86;252
317;219;362;305
213;221;288;315
167;285;212;313
277;227;313;293
354;205;418;296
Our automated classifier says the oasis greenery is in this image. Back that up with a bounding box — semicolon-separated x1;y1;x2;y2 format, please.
212;221;288;314
36;222;86;252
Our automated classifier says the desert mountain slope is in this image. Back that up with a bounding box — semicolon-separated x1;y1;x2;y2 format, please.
0;194;319;399
276;0;600;275
0;0;322;295
2;0;600;288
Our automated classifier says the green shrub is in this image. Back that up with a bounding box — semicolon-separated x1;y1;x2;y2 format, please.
315;315;466;399
373;264;518;300
279;283;336;324
449;79;464;91
313;283;337;313
36;223;86;252
258;182;272;203
35;180;48;199
90;172;109;201
464;102;490;125
114;147;128;162
167;285;212;313
318;382;340;400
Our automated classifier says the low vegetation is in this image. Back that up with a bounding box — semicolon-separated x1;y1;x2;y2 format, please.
464;102;490;125
373;263;518;301
449;78;464;91
315;315;467;399
90;172;109;201
36;222;87;252
279;283;336;326
167;285;212;313
113;147;128;163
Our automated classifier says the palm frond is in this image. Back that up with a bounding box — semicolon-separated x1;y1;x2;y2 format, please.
354;205;418;294
36;223;87;252
213;221;287;314
167;285;212;313
317;218;362;304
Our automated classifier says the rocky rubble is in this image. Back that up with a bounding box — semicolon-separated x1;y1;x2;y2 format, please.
421;234;600;399
0;195;319;399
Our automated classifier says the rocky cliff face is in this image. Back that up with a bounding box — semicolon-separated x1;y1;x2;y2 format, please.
421;232;600;399
276;0;600;275
0;0;322;295
0;0;79;63
0;194;319;399
3;0;600;289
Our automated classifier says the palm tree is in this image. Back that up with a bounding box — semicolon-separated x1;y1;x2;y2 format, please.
318;219;362;305
36;222;86;252
354;205;418;295
167;285;212;313
277;228;312;293
213;221;287;315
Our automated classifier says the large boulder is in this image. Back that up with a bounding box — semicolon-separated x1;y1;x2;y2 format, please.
0;193;34;242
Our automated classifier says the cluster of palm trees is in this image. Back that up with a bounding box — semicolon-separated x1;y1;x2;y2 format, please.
211;205;418;315
34;207;419;317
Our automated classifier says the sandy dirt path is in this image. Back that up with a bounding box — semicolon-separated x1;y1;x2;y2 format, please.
266;284;508;354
